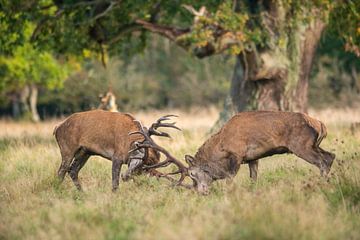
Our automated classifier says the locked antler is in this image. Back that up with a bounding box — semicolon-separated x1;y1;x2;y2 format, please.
129;118;188;186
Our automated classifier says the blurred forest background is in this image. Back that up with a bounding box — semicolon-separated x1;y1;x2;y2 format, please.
1;33;359;119
0;1;359;121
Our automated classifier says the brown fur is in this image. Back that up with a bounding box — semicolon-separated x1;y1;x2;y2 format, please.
54;110;160;191
190;111;335;183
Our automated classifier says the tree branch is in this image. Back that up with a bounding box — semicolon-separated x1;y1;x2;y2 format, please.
32;0;116;42
31;9;64;42
135;19;242;58
106;1;163;45
106;23;142;45
135;20;190;41
91;1;118;22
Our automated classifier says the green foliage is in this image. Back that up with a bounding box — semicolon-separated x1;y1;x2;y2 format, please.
37;36;232;115
177;1;262;55
309;32;360;108
0;24;70;93
0;4;27;55
1;0;359;57
0;0;359;116
328;0;360;56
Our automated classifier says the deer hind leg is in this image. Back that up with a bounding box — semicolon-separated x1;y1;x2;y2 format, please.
57;157;71;181
248;160;259;181
57;148;76;181
69;149;90;190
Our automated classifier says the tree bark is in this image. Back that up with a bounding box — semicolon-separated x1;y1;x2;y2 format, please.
295;20;326;112
218;19;326;126
29;84;40;122
19;85;30;117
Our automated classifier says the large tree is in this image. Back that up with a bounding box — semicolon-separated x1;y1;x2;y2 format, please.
1;0;359;119
0;24;70;121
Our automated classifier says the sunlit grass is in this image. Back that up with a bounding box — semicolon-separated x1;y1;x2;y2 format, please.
0;108;360;239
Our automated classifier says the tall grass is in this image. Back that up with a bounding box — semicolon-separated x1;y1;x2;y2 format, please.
0;108;360;240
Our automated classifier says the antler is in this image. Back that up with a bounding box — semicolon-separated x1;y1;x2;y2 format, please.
129;119;188;186
148;114;181;138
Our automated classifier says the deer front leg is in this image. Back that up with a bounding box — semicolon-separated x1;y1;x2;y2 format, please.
249;160;259;181
112;159;123;192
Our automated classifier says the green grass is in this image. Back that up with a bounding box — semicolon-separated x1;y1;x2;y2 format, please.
0;116;360;240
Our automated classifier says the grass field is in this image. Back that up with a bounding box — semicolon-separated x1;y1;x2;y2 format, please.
0;108;360;240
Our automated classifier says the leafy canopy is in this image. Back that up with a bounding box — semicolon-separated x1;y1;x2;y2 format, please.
0;0;359;57
0;24;71;92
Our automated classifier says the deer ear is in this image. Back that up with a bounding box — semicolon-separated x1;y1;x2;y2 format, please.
185;155;195;166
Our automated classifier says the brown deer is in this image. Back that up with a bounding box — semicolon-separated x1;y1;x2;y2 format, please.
98;91;119;112
53;110;179;191
132;111;335;194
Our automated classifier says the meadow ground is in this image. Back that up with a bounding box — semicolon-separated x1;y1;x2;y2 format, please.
0;108;360;240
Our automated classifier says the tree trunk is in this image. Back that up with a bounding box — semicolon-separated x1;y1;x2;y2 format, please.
19;85;30;118
29;84;40;122
10;93;21;119
350;64;359;93
216;19;325;126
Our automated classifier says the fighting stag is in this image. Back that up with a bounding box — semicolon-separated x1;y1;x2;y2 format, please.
132;111;336;195
54;110;180;191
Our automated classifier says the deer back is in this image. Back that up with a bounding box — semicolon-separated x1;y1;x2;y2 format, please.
54;110;145;160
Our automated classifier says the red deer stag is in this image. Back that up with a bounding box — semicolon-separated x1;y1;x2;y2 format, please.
132;111;335;194
53;110;179;191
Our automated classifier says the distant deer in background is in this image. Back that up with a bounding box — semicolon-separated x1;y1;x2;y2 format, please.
98;90;118;112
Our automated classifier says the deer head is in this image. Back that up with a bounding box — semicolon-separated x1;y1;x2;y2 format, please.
185;155;213;195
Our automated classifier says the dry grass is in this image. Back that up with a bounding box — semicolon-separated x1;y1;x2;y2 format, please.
0;108;360;240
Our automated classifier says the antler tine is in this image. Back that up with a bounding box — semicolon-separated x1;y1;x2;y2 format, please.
157;122;181;130
149;115;181;138
156;114;178;122
158;114;179;121
156;174;193;189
